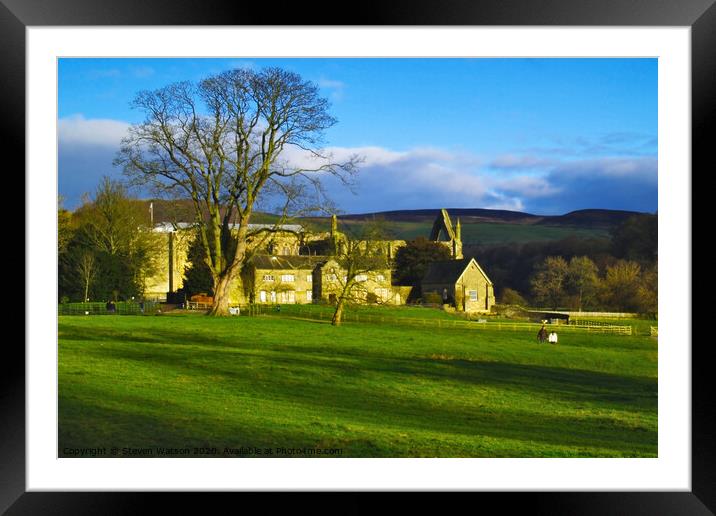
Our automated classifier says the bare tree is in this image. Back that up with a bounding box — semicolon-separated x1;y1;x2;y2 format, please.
115;68;359;315
329;220;392;326
76;251;97;302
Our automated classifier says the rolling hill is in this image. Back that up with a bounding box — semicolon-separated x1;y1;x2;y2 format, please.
136;200;647;245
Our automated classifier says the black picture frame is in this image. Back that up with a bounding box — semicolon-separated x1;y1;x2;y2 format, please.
4;0;708;513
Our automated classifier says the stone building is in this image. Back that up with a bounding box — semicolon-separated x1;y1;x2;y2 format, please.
143;209;487;310
421;257;495;313
242;255;324;304
143;222;194;299
143;222;322;300
313;258;400;305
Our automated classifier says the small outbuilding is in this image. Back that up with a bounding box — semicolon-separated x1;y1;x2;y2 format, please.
421;257;495;313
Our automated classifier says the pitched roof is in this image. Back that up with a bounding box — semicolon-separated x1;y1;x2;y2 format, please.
420;257;496;286
316;256;392;272
152;222;304;233
250;255;328;271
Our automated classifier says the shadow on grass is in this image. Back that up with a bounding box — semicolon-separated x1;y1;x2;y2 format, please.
62;324;656;411
60;371;656;458
59;379;390;457
60;338;657;457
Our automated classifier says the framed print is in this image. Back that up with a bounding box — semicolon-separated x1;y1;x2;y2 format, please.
5;0;710;513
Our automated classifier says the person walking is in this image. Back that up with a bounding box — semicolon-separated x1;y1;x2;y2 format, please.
537;325;547;344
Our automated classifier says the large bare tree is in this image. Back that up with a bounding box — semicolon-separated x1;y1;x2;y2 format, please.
115;68;359;315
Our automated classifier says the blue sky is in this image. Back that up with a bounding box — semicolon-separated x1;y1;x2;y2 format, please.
58;58;657;215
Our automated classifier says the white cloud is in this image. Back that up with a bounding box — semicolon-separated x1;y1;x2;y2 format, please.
56;116;657;214
317;78;345;90
278;146;657;214
550;157;657;181
279;145;509;212
58;115;130;147
492;174;562;199
317;78;346;101
490;154;556;170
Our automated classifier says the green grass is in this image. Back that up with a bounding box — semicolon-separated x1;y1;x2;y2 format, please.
268;302;468;321
336;219;609;244
58;312;657;458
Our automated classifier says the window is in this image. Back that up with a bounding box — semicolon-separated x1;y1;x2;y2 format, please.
279;291;296;303
263;274;274;282
306;275;312;283
355;274;368;282
259;291;266;303
375;274;385;282
282;246;290;255
306;290;312;302
469;290;478;301
270;291;276;303
281;274;295;282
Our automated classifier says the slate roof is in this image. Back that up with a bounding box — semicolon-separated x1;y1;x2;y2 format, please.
152;222;304;233
316;256;392;271
421;258;477;285
250;255;328;271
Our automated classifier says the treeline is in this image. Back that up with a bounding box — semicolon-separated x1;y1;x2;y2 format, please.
466;213;657;315
58;178;162;303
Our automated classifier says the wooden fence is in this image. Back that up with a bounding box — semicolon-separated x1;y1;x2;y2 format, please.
248;304;633;335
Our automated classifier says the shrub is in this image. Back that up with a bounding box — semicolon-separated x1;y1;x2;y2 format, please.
500;288;526;306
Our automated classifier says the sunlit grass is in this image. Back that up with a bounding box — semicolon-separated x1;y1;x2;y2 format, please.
58;312;657;458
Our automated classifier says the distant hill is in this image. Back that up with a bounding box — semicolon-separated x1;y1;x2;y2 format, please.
534;209;643;228
128;200;647;245
338;207;645;230
339;208;540;224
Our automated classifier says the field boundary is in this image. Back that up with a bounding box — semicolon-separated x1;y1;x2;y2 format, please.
58;301;159;316
249;304;633;335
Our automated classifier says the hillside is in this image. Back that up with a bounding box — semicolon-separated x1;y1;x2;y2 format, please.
339;208;541;224
316;207;646;244
338;207;643;229
132;200;646;245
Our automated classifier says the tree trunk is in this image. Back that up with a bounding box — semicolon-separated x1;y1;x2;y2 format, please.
331;296;345;326
208;274;233;316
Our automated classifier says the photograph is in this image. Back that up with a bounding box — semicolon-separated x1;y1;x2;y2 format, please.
56;57;659;459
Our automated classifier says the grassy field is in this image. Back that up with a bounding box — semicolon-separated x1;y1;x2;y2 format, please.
331;219;610;244
295;217;609;245
58;311;657;458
